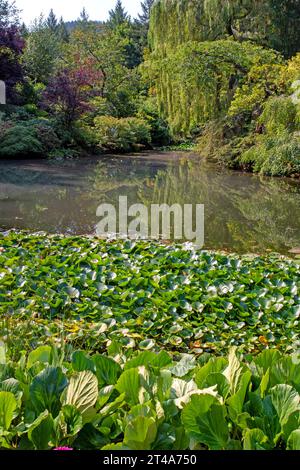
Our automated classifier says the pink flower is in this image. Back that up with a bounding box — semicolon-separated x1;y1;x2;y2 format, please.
54;447;73;451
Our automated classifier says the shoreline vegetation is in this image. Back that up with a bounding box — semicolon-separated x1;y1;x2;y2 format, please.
0;0;299;177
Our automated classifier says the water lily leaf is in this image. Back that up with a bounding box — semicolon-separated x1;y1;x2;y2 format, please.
139;339;155;350
66;286;80;298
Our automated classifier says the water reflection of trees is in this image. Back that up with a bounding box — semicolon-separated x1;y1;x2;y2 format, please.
1;157;300;253
135;159;300;253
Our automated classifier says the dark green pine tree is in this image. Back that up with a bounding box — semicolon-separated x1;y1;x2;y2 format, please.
107;0;129;29
20;21;28;37
57;16;70;42
137;0;154;26
46;8;58;32
79;7;89;23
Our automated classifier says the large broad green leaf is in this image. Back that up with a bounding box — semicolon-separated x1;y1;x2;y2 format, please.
55;405;83;440
27;346;52;369
73;423;109;450
124;351;171;371
93;355;121;386
270;356;300;392
29;367;68;417
243;428;269;450
127;403;156;421
170;354;196;378
62;371;98;418
182;394;229;449
201;372;230;399
254;350;281;375
246;393;280;444
72;351;95;373
98;385;115;409
156;370;172;403
116;368;140;405
259;368;270;398
124;416;157;450
27;410;55;450
226;370;251;419
195;357;227;389
282;411;300;441
270;384;300;426
223;347;244;395
153;422;177;450
0;391;17;430
0;378;23;405
99;393;126;417
287;429;300;450
101;443;129;450
170;378;218;409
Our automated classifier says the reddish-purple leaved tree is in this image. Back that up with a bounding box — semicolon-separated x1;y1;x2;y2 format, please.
42;63;103;128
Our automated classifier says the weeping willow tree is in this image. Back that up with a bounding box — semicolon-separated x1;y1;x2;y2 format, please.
145;38;280;136
148;0;272;52
145;0;293;137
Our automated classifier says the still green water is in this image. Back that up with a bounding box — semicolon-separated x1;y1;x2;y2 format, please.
0;152;299;254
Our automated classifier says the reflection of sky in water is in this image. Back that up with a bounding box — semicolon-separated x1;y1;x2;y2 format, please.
0;152;300;254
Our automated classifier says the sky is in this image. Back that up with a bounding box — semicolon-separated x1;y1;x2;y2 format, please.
14;0;142;25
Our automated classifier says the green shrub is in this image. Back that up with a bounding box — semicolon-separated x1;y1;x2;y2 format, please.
240;133;300;176
0;123;43;157
0;119;61;158
137;98;171;146
259;96;298;135
93;116;151;152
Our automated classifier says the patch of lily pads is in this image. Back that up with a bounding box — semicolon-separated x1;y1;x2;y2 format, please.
0;231;300;356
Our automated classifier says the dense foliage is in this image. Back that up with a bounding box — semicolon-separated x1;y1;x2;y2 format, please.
145;0;300;176
1;344;300;449
1;232;299;358
0;0;299;174
0;0;167;157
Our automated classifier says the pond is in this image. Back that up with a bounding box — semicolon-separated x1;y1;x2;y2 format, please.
0;151;299;254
